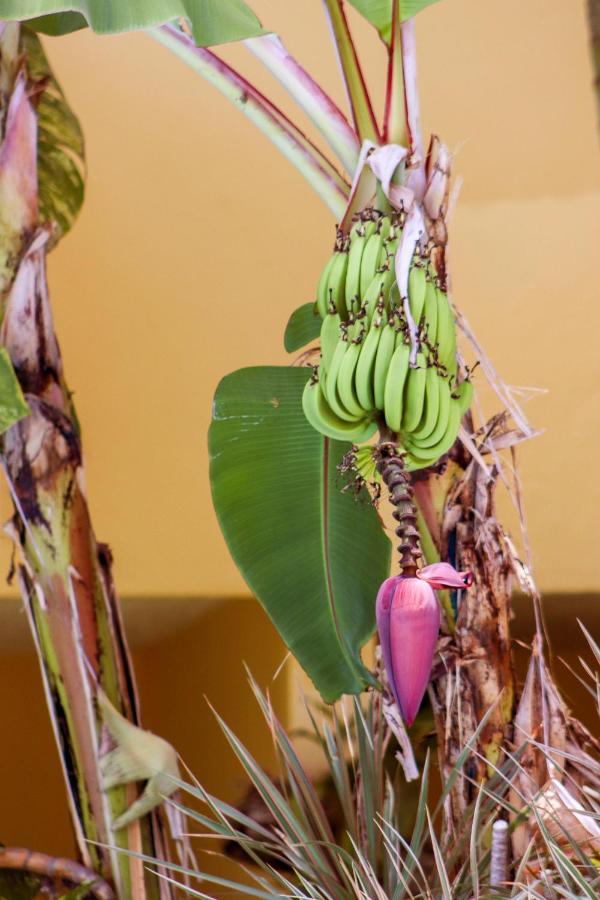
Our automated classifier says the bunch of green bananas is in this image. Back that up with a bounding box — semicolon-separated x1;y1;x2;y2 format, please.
302;210;472;470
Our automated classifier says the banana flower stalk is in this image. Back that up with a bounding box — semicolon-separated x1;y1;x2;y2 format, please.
376;563;473;725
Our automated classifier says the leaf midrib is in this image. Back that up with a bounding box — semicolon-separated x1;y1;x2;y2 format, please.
320;436;363;692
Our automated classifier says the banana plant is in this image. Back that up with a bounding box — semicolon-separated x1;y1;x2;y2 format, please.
0;0;593;893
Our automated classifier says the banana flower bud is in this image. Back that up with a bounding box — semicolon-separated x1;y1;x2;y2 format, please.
376;563;473;726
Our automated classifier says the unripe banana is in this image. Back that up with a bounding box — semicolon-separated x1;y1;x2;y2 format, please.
359;222;389;296
316;253;336;319
373;321;397;411
354;445;378;481
408;264;427;328
362;265;395;324
411;375;451;449
345;220;376;312
336;322;365;418
379;229;400;277
325;250;349;318
411;367;440;441
355;305;386;411
453;378;473;416
423;277;438;347
324;339;360;422
383;340;410;433
303;378;376;443
405;395;460;464
320;310;342;373
435;287;456;371
401;351;428;434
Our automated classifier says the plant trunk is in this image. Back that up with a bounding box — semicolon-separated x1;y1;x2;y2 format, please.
0;23;171;898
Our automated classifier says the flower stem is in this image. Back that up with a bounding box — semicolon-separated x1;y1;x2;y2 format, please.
383;0;406;144
376;435;422;574
245;33;360;175
152;24;349;218
321;0;380;143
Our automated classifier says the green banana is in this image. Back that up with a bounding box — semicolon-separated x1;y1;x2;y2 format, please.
320;310;342;373
401;351;428;434
345;220;376;312
383;340;410;433
408;264;427;328
303;378;376;443
423;277;438;346
354;446;379;481
362;265;395;324
359;223;388;296
453;378;473;416
325;250;349;318
316;253;336;319
379;229;400;276
323;338;360;422
373;321;397;410
436;286;456;371
355;306;386;411
412;374;451;449
405;395;461;464
336;323;365;418
412;367;440;441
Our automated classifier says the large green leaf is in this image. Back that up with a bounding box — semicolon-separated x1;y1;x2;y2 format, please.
2;1;266;46
209;366;390;702
347;0;442;43
283;303;321;353
27;12;88;36
21;26;85;244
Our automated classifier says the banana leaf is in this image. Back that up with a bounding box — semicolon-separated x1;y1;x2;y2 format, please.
347;0;442;43
283;303;320;353
20;26;85;244
209;366;391;702
4;1;266;46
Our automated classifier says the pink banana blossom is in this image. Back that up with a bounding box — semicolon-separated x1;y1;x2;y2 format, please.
376;563;473;726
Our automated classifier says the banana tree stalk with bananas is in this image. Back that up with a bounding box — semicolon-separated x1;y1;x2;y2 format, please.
0;0;596;893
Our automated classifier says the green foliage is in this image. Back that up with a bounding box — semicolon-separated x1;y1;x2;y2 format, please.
134;668;600;898
26;12;88;35
0;349;30;433
208;366;391;702
347;0;443;43
283;303;321;353
21;26;85;244
6;1;266;46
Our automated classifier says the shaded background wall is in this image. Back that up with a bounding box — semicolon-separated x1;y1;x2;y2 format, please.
1;0;599;870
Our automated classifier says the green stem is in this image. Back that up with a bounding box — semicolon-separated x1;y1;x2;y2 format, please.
246;34;360;176
383;0;407;144
321;0;380;144
152;25;349;219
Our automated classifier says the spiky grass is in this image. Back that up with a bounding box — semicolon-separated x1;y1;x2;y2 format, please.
121;635;600;899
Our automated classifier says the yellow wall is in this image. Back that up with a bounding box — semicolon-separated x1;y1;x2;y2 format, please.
0;0;598;597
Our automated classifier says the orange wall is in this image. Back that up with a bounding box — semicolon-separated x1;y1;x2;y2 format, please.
0;0;597;595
